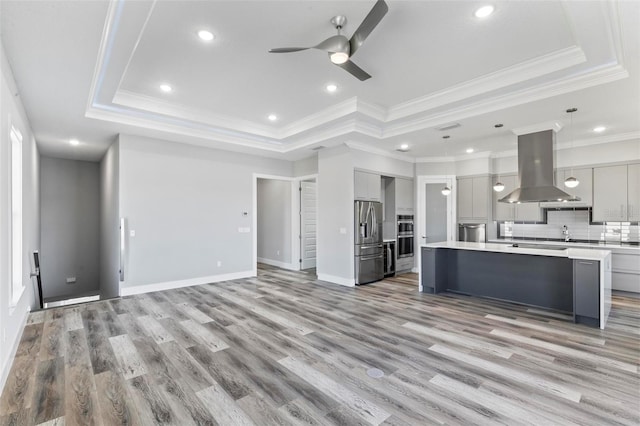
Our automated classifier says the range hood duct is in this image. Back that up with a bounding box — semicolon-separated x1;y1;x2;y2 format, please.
499;129;579;203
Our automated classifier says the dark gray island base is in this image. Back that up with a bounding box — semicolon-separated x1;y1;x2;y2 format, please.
421;244;611;328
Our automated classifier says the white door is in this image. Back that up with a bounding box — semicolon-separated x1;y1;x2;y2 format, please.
300;181;317;269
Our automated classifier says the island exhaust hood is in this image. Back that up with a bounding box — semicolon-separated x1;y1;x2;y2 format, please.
499;129;579;203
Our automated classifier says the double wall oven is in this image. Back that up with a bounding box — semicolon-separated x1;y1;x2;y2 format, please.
397;214;414;258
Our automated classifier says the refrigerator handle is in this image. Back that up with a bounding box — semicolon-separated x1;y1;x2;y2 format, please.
372;205;377;240
360;222;367;238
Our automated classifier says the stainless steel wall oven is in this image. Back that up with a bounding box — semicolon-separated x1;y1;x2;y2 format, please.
397;215;414;258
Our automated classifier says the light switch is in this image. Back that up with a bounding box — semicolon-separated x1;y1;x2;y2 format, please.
130;230;136;237
339;227;347;234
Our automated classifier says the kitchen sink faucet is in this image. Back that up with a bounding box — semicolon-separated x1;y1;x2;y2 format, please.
562;225;571;242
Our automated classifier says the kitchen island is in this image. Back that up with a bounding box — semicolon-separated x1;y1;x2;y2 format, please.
420;241;612;329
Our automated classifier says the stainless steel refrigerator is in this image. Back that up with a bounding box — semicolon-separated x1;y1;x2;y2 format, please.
354;201;384;284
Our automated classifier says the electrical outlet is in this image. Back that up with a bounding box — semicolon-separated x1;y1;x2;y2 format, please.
217;260;222;267
277;250;280;256
66;277;76;284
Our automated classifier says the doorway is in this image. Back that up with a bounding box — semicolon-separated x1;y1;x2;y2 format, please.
299;179;317;270
417;176;456;249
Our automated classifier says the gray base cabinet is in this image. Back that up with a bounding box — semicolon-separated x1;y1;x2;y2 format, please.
574;260;600;326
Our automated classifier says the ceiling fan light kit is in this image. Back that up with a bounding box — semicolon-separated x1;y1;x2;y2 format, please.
268;0;388;81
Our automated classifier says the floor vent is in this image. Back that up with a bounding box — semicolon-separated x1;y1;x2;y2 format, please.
366;368;385;378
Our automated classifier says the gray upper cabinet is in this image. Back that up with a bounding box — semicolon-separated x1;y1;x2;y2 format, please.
493;174;516;221
492;173;542;222
628;163;640;222
354;171;381;201
457;176;489;221
593;165;629;221
395;177;414;212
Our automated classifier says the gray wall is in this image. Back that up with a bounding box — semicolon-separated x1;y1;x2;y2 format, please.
257;179;292;266
317;145;354;284
118;134;292;291
0;44;40;392
100;140;120;299
40;157;100;300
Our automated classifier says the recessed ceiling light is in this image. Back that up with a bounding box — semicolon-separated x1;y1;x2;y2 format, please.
69;139;79;146
399;143;410;151
160;84;172;93
593;126;606;133
326;84;338;93
466;148;474;154
268;114;277;121
197;30;214;41
475;5;495;18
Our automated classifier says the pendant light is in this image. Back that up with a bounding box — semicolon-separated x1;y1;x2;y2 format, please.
492;124;505;192
441;135;451;196
564;108;580;188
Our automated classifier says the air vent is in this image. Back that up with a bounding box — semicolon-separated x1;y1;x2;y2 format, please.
311;146;325;151
436;122;461;131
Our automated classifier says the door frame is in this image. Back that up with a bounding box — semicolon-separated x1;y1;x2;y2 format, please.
252;173;318;275
416;174;457;249
294;175;318;271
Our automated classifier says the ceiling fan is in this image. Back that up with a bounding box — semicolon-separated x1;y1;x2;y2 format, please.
268;0;389;81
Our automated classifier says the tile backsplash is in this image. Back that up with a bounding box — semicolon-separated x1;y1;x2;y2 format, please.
500;209;639;243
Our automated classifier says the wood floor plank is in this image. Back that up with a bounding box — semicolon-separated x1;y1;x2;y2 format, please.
108;335;148;380
2;265;638;425
196;382;256;426
31;358;65;424
94;371;140;426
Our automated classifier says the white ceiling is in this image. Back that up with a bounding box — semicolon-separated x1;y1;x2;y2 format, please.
1;0;638;162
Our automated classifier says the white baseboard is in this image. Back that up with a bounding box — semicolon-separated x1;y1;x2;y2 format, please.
317;273;355;287
0;306;30;396
120;270;255;296
411;267;419;273
257;257;299;271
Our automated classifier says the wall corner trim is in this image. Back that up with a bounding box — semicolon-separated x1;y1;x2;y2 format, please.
120;270;255;296
0;307;30;395
317;274;356;287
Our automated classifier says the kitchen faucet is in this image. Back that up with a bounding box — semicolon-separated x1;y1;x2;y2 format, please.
562;225;570;242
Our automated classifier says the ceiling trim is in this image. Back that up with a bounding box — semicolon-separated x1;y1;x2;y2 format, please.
345;141;415;164
85;0;632;159
386;46;586;122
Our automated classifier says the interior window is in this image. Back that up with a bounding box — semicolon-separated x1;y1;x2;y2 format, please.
10;124;23;305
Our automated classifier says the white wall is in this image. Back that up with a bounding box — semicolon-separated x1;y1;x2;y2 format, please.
294;155;318;177
317;145;354;285
40;157;100;301
100;140;120;299
416;160;456;176
118;134;292;294
257;179;292;268
0;43;39;393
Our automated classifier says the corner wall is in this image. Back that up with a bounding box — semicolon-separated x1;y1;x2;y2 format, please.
0;43;39;393
99;139;120;299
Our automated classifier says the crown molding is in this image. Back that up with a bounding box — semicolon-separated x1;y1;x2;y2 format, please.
387;46;586;122
113;89;278;138
511;121;564;135
383;62;628;138
345;141;415;163
415;156;456;163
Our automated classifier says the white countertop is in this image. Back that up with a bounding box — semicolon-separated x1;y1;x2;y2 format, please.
488;238;640;253
422;241;611;261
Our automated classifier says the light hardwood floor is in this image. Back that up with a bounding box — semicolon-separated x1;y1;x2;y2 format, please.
1;265;639;425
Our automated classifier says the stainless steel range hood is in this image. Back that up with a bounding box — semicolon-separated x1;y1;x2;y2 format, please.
499;129;578;203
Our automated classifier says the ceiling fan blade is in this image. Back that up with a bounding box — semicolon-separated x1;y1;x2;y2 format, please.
349;0;388;56
336;60;371;81
313;35;350;53
269;47;310;53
